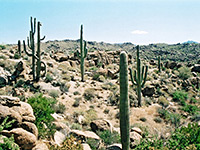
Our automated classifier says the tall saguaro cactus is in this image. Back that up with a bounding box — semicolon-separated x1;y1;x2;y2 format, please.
77;25;88;82
36;21;46;81
129;45;148;107
158;56;161;72
17;40;21;57
23;17;46;81
120;51;130;150
23;17;37;80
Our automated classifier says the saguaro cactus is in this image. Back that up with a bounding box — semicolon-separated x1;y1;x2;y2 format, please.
158;56;161;72
77;25;88;82
129;45;148;107
17;40;21;57
119;51;130;150
23;17;37;80
23;17;46;81
36;21;46;81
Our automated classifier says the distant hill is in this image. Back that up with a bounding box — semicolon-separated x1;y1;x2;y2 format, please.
183;40;199;44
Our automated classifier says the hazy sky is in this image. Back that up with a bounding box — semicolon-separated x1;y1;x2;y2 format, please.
0;0;200;45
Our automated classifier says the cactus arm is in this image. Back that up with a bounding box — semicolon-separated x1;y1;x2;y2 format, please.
76;50;81;58
134;70;138;84
141;66;145;82
41;61;46;76
119;51;130;150
141;66;148;88
84;41;88;58
129;68;137;85
23;40;32;56
18;40;21;57
41;36;45;41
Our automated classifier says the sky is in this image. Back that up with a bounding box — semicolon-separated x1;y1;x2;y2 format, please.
0;0;200;45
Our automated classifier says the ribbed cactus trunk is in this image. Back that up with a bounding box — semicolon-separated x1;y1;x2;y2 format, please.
120;51;130;150
80;25;84;82
17;40;21;57
129;45;148;107
77;25;88;82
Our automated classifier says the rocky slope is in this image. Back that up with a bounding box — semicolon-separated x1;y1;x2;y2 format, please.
0;40;200;149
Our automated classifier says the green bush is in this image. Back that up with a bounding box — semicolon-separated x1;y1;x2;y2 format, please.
181;104;200;115
157;108;181;127
0;45;6;50
13;53;20;59
166;123;200;149
44;73;53;83
178;66;192;80
52;102;66;114
0;117;20;150
49;90;60;99
27;94;56;139
135;123;200;150
158;96;169;108
172;90;188;104
96;130;120;146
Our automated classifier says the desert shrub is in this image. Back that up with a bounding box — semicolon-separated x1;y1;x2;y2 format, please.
181;104;200;115
140;117;147;122
73;98;80;107
49;90;60;98
84;109;97;125
47;136;82;150
44;73;54;83
172;90;188;104
73;91;81;95
166;123;200;149
83;88;95;101
153;117;162;123
27;94;56;139
178;66;192;80
157;108;181;127
60;82;70;93
52;102;66;114
14;78;25;88
158;96;169;108
190;97;197;104
13;53;20;59
0;45;6;49
0;117;19;150
92;73;100;81
96;130;120;146
70;123;82;130
0;55;6;59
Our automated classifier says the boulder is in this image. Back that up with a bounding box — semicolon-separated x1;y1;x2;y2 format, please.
20;121;38;137
165;61;178;69
90;119;113;132
54;129;68;146
130;131;142;147
106;143;122;150
70;130;100;141
191;64;200;73
0;95;20;107
142;86;155;97
82;143;92;150
2;128;37;150
0;105;22;125
32;141;49;150
12;101;35;122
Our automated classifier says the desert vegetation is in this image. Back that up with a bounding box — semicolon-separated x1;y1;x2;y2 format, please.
0;16;200;150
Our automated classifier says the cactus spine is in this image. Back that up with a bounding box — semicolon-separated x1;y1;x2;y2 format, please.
23;17;46;81
17;40;21;57
77;25;88;82
158;56;161;72
120;51;130;150
129;45;148;107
